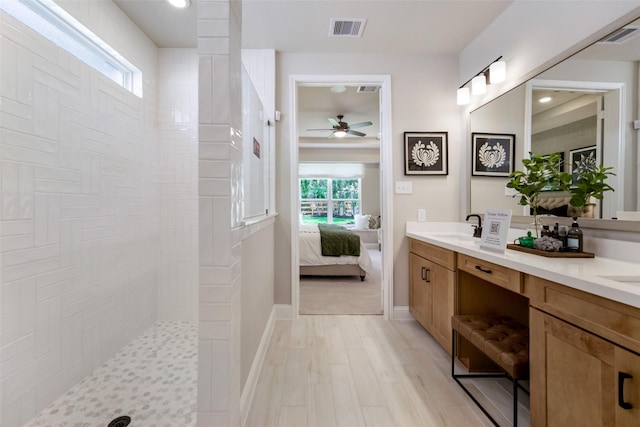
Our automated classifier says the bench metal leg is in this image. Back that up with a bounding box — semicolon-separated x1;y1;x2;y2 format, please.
451;328;529;427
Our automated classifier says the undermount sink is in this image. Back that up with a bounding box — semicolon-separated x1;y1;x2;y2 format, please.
598;275;640;285
430;233;476;242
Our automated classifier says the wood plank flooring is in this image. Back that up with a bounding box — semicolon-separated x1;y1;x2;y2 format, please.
245;315;497;427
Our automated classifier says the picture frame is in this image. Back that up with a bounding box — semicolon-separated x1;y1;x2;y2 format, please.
569;146;598;184
404;131;448;175
471;133;515;176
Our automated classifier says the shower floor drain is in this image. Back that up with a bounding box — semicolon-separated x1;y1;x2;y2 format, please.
108;416;131;427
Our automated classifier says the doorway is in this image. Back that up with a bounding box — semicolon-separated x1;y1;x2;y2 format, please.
289;74;393;319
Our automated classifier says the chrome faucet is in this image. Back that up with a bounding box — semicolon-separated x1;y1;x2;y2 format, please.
466;214;483;238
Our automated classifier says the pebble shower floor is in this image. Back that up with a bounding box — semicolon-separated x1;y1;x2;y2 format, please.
24;322;198;427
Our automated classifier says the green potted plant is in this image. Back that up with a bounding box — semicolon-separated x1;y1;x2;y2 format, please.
563;153;615;217
506;152;567;237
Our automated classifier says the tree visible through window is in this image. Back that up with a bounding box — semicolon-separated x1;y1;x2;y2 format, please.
300;178;360;224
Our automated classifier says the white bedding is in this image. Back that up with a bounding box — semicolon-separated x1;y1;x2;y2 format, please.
299;224;373;272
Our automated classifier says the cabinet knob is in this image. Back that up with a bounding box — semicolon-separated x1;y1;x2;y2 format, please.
618;371;633;409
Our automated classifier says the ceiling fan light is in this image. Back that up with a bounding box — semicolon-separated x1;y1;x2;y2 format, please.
489;60;506;84
457;87;470;105
471;74;487;95
334;130;347;138
167;0;190;8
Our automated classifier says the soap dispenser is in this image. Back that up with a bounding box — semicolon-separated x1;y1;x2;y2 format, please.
566;217;583;252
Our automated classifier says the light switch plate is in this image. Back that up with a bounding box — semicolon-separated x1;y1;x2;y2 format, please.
417;209;426;222
395;181;412;194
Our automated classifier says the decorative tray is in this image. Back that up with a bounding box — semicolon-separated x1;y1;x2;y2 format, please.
506;244;595;258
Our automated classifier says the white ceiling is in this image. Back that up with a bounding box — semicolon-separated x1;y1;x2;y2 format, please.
113;0;514;54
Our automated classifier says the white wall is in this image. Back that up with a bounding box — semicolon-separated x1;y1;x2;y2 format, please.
459;2;640;105
0;2;160;425
275;53;461;307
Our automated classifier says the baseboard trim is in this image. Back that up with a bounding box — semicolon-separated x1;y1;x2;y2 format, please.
392;306;414;321
274;304;294;320
240;305;276;427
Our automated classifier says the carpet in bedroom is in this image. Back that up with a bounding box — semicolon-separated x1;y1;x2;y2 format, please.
299;248;382;315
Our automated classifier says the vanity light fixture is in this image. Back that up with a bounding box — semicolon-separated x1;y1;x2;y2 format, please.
167;0;191;8
457;56;506;105
457;87;470;105
471;74;487;95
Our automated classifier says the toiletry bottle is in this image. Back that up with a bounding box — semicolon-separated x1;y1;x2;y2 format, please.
541;225;552;238
566;217;583;252
558;225;568;251
553;222;559;239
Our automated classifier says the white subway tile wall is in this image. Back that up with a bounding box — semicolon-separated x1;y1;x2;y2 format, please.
1;2;198;426
197;1;242;426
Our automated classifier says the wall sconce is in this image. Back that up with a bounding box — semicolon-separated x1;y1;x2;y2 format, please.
457;56;506;105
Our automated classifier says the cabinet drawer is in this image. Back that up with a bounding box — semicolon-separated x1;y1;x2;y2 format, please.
410;239;455;270
457;253;523;293
527;275;640;354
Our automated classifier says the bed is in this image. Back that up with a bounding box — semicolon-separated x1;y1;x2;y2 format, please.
299;224;373;281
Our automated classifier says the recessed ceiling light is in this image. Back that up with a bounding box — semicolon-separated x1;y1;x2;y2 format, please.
167;0;190;8
539;96;552;103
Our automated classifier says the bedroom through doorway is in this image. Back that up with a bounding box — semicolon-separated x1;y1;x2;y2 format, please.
293;77;389;316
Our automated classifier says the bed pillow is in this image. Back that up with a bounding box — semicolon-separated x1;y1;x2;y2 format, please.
354;214;370;229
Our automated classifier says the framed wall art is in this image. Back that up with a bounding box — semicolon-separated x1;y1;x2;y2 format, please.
404;131;448;175
472;133;515;177
569;145;598;184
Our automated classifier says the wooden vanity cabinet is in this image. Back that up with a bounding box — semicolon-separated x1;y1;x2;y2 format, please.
528;275;640;426
409;239;455;352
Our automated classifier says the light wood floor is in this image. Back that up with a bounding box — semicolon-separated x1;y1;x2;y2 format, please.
245;315;497;427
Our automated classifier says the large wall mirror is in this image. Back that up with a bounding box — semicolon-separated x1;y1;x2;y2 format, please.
470;16;639;226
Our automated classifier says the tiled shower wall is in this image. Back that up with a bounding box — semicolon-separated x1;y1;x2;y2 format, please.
0;3;196;425
157;49;199;322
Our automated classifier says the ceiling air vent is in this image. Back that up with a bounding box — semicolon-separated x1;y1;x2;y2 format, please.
329;18;366;37
356;85;379;93
598;26;640;44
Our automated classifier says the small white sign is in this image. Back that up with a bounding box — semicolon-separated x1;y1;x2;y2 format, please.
480;209;512;253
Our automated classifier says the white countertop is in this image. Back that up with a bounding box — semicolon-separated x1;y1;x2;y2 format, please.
406;222;640;309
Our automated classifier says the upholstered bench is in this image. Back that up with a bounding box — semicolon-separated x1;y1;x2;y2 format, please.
451;314;530;426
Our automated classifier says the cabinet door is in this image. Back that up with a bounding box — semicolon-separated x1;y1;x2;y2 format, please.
409;253;454;353
431;265;454;353
409;253;433;328
531;308;640;426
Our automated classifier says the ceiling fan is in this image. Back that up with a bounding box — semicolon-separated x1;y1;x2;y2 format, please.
307;115;373;138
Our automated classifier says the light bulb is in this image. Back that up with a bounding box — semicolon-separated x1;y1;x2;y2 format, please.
489;60;506;84
334;131;347;138
457;87;470;105
471;75;487;95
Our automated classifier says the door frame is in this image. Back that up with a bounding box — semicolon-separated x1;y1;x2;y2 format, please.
289;74;393;319
524;79;625;218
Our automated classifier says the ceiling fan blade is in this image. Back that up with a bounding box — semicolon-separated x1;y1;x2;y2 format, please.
328;117;340;127
349;121;373;129
307;128;333;131
328;132;337;138
347;129;366;137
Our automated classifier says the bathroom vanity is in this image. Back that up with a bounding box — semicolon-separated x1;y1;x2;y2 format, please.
406;222;640;426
